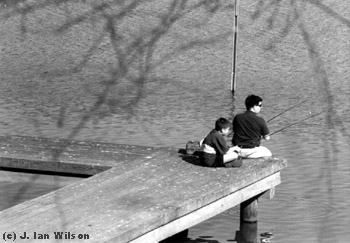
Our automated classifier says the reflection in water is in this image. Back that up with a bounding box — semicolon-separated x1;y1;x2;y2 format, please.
235;222;258;243
0;169;84;211
0;181;58;211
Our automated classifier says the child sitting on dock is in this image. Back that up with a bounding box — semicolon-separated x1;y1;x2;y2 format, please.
199;118;242;168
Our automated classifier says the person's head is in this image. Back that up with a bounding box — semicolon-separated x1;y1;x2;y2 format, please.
245;94;263;113
215;117;231;136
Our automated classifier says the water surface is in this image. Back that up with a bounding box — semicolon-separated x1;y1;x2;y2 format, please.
0;1;349;242
1;78;349;243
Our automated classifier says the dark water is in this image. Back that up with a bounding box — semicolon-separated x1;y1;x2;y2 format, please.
0;170;83;211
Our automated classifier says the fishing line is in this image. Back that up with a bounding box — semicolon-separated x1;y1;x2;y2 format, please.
270;110;326;135
267;100;307;123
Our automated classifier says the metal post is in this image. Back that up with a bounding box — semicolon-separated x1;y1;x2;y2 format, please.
231;0;239;92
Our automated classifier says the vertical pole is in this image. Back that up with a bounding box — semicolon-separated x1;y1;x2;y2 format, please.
231;0;239;92
240;197;258;243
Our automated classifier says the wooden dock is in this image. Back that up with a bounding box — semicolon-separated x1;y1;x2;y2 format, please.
0;135;286;243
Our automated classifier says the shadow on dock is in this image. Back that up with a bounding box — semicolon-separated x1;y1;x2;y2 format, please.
178;148;201;166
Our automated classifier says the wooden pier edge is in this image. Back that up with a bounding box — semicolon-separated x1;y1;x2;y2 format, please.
129;172;281;243
0;135;287;243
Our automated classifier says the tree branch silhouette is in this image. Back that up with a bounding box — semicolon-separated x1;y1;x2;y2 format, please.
1;0;235;233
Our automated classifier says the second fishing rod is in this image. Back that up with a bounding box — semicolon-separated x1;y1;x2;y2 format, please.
266;100;325;135
269;110;325;136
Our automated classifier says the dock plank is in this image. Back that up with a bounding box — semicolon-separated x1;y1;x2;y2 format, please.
0;136;287;243
0;150;170;225
130;172;281;243
0;135;168;174
1;156;286;242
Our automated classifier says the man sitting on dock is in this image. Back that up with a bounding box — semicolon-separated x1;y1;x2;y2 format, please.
231;94;272;158
199;117;241;167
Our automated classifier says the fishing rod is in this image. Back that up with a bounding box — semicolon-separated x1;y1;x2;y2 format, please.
270;110;326;136
267;100;307;123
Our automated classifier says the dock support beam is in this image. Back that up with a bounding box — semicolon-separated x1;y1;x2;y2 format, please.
241;196;258;223
239;196;259;243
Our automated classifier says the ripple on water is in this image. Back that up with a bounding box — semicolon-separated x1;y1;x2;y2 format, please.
225;192;337;223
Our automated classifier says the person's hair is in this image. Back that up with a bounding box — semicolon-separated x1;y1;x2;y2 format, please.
215;117;231;131
245;94;263;110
